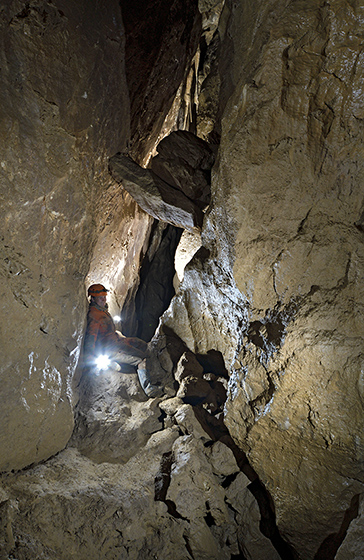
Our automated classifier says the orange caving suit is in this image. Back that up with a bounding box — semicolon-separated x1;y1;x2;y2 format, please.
83;301;147;366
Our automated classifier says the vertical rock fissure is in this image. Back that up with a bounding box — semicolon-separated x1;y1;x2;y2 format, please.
183;532;195;560
193;403;298;560
170;340;299;560
154;451;188;520
134;222;183;342
313;493;360;560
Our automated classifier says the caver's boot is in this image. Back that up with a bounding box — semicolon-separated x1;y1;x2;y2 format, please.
137;359;164;398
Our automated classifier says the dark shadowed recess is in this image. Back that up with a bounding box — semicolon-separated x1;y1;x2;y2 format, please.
134;223;182;342
119;0;202;161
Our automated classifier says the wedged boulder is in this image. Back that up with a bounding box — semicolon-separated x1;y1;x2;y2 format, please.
109;153;203;231
150;130;215;209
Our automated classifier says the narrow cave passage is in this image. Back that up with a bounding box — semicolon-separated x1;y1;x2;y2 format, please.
2;0;362;559
123;221;183;342
72;0;301;555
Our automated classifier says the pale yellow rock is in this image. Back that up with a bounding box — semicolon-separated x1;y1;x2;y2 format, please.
174;229;202;287
167;435;230;522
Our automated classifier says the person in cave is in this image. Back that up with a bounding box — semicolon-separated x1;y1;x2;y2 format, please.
83;283;163;398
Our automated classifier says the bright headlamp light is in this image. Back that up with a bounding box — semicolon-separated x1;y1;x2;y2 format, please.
95;354;110;370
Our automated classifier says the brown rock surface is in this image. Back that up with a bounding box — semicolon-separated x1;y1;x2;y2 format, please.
175;350;204;382
1;0;364;558
85;186;153;322
157;0;364;556
220;2;364;555
70;366;163;464
109;153;204;231
0;399;280;560
0;0;131;472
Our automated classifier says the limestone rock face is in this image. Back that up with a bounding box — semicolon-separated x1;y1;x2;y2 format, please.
109;153;203;231
70;367;163;464
2;0;364;557
0;382;280;560
0;0;130;472
156;0;364;556
120;0;202;162
220;2;364;555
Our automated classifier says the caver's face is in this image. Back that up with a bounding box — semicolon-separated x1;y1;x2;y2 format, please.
94;295;107;307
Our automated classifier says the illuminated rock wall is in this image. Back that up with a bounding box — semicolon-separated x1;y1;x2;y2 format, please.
0;0;201;473
1;0;364;558
0;0;131;471
163;0;364;556
221;2;364;554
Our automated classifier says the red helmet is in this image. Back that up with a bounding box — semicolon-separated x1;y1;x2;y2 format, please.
87;284;108;297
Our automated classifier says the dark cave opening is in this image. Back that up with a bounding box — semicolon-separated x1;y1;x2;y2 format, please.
134;222;183;342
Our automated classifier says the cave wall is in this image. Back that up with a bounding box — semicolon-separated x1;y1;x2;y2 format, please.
0;0;132;471
120;0;202;162
0;0;203;473
161;0;364;556
1;0;364;558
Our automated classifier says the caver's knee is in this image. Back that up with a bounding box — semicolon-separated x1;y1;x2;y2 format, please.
117;337;148;359
113;351;143;367
125;337;148;353
137;359;163;398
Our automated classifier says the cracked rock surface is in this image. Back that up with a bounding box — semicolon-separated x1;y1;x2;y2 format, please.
156;0;364;557
0;363;280;560
1;0;364;558
0;0;133;472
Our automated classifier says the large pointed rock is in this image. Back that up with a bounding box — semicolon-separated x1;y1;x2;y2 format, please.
70;365;163;464
109;153;203;231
